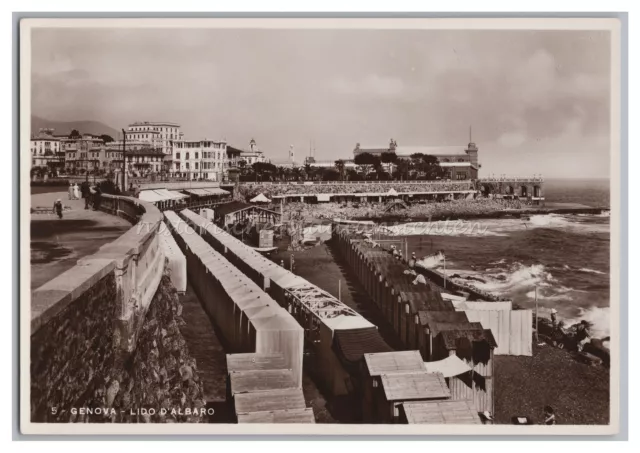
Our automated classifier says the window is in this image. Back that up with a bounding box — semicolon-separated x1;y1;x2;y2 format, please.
176;152;181;160
186;163;190;169
195;152;199;159
456;172;467;180
458;158;465;162
186;152;190;160
195;162;199;170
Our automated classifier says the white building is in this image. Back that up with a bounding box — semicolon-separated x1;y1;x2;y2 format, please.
30;128;62;168
125;121;183;154
171;139;228;181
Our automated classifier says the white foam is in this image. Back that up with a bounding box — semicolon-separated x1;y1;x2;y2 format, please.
564;306;610;338
578;267;606;275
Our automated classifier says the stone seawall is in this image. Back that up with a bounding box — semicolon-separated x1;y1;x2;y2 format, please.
30;195;206;424
31;272;206;423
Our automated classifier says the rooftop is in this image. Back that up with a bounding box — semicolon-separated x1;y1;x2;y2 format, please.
128;121;180;127
402;400;481;424
233;388;307;415
364;350;426;377
229;369;298;396
380;372;450;401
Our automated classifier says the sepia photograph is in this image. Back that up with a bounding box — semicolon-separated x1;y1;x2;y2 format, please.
19;16;622;436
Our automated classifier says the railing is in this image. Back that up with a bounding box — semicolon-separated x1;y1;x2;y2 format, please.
31;194;165;352
236;179;477;186
479;176;544;183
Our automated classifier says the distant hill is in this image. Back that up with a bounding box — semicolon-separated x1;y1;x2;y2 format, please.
31;115;119;138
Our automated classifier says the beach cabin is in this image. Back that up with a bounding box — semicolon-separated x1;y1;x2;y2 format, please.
360;351;451;425
214;201;281;228
226;352;314;424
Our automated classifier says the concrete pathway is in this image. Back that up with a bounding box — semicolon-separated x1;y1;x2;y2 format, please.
30;191;132;290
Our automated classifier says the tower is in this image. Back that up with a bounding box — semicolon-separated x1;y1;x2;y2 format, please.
289;144;295;164
465;126;479;178
250;138;256;152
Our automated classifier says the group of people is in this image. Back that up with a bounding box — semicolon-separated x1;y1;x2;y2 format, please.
279;198;528;224
53;181;103;219
240;181;476;199
67;182;81;200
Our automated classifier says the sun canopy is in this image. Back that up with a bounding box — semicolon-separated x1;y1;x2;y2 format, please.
250;193;271;203
184;188;230;197
155;188;188;200
423;355;472;377
139;189;186;203
387;188;398;196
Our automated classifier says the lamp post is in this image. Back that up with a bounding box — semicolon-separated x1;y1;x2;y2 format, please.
121;128;127;192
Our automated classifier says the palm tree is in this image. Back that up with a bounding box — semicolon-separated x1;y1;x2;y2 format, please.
334;159;345;181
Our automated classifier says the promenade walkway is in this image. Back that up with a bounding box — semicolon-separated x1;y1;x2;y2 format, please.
30;191;132;290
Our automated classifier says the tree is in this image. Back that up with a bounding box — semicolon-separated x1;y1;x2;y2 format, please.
69;129;81;139
354;152;379;177
321;168;340;181
100;134;114;143
394;159;410;180
238;160;247;175
253;162;277;181
334;159;346;181
421;154;447;180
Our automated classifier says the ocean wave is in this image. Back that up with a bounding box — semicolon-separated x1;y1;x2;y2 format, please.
450;263;556;294
577;267;607;275
416;252;445;269
525;289;573;301
564;306;610;338
383;221;508;237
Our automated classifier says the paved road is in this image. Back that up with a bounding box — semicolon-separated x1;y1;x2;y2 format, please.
30;191;132;290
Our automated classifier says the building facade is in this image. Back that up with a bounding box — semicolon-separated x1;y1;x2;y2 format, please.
125;121;183;154
171;139;228;181
353;139;480;180
30;128;63;170
228;139;267;166
64;135;106;173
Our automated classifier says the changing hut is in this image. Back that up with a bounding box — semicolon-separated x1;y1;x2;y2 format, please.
226;352;314;424
164;211;304;387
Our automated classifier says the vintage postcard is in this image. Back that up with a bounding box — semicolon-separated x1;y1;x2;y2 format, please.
19;17;622;436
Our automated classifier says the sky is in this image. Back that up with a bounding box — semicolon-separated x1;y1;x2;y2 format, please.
31;27;612;178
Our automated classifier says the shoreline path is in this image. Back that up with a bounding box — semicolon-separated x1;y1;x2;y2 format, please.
30;191;132;290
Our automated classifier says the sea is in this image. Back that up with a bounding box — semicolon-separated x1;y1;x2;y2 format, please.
388;178;611;338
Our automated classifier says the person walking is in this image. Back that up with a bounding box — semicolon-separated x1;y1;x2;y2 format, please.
73;183;80;200
53;199;63;219
543;406;556;425
93;185;102;211
81;181;90;209
68;182;74;200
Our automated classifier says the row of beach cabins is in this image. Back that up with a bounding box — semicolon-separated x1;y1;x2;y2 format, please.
158;205;516;424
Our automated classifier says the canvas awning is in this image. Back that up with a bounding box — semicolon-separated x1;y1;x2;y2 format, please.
316;194;331;202
423;355;472;377
139;189;184;203
155;188;188;200
139;190;165;203
387;188;398;196
250;193;271;203
204;188;230;196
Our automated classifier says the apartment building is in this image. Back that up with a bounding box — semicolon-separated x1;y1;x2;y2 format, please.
171;139;228;181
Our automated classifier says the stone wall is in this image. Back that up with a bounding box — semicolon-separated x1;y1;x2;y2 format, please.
31;272;118;422
31;271;207;423
30;195;206;423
